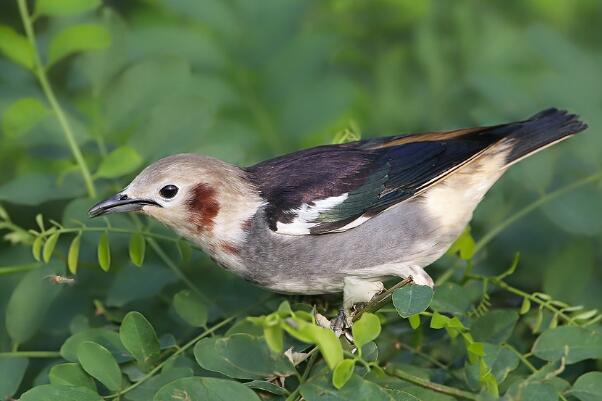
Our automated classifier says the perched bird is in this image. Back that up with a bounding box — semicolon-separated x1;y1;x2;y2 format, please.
89;108;587;325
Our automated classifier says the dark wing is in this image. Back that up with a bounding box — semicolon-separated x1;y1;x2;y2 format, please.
246;125;503;235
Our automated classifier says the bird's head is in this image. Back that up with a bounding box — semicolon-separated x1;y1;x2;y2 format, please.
88;154;263;250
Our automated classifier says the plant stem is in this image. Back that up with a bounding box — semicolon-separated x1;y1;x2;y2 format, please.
104;316;236;400
386;367;478;400
0;263;41;276
474;170;602;254
40;225;180;244
0;351;61;358
17;0;97;198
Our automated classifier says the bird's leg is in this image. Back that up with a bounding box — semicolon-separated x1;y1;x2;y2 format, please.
329;278;385;336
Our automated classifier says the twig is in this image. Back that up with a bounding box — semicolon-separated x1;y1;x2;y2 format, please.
17;0;97;198
0;351;61;358
385;367;478;400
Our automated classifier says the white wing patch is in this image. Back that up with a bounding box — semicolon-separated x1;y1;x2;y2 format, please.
275;193;349;235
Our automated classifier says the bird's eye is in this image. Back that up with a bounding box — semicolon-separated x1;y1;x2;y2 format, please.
159;185;179;199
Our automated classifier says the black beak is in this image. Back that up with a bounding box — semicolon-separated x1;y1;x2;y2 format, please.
88;193;161;218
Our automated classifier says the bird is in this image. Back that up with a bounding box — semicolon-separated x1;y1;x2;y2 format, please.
89;108;587;327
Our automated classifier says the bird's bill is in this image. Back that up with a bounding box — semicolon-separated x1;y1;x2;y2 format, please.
88;193;160;218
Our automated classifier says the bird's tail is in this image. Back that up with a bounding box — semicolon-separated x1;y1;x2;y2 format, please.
493;108;588;167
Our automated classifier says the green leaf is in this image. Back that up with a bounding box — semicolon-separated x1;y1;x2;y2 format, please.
332;359;355;389
97;232;110;271
119;312;160;367
77;341;122;392
471;310;519;344
95;146;142;179
284;318;344;370
0;173;85;206
263;324;284;354
568;372;602;401
20;385;102;401
32;236;43;261
532;326;602;364
129;233;146;267
43;231;60;263
465;344;519;390
61;328;129;363
67;234;81;274
246;380;290;396
0;357;28;399
49;363;96;391
173;290;208;327
2;98;49;137
48;24;111;66
0;25;35;70
447;226;475;260
352;313;381;351
430;282;473;314
520;297;532;315
125;368;193;401
153;377;261;401
408;314;421;329
302;371;400;401
35;0;101;16
194;334;295;380
506;382;559;401
392;285;434;318
6;267;62;343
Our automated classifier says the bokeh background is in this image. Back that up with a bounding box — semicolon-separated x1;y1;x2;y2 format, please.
1;0;601;396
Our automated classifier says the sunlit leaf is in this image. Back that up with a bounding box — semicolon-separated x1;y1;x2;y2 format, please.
42;231;60;263
67;234;81;274
2;98;49;137
332;359;355;389
48;24;111;66
119;312;160;367
61;328;129;363
408;314;421;329
0;25;35;70
95;146;142;179
173;290;208;327
49;363;96;391
263;324;284;354
128;233;146;267
448;226;475;260
77;341;122;392
284;319;343;370
35;0;101;17
520;297;531;315
32;235;43;261
97;232;110;271
392;285;433;318
352;313;381;351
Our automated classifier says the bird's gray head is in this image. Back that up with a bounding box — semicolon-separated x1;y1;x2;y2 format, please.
88;154;262;245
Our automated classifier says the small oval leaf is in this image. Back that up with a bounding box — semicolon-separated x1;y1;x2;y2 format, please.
352;313;381;351
332;359;355;389
119;312;160;367
173;290;208;327
49;363;96;391
32;236;43;261
77;341;122;392
2;98;48;137
392;284;434;318
43;232;60;263
129;233;145;267
0;25;35;70
97;232;110;272
48;24;111;66
154;377;260;401
20;384;102;401
67;234;81;274
95;146;142;179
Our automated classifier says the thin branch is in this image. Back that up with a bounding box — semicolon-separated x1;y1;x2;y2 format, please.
0;351;61;358
17;0;97;198
103;316;236;400
385;367;478;400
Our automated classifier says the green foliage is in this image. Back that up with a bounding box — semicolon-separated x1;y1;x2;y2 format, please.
1;0;602;400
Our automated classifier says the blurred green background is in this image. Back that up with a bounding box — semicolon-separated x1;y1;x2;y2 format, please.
1;0;601;397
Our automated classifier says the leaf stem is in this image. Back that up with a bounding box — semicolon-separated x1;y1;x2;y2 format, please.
0;351;61;358
104;316;236;399
0;263;41;276
385;367;478;400
17;0;97;198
